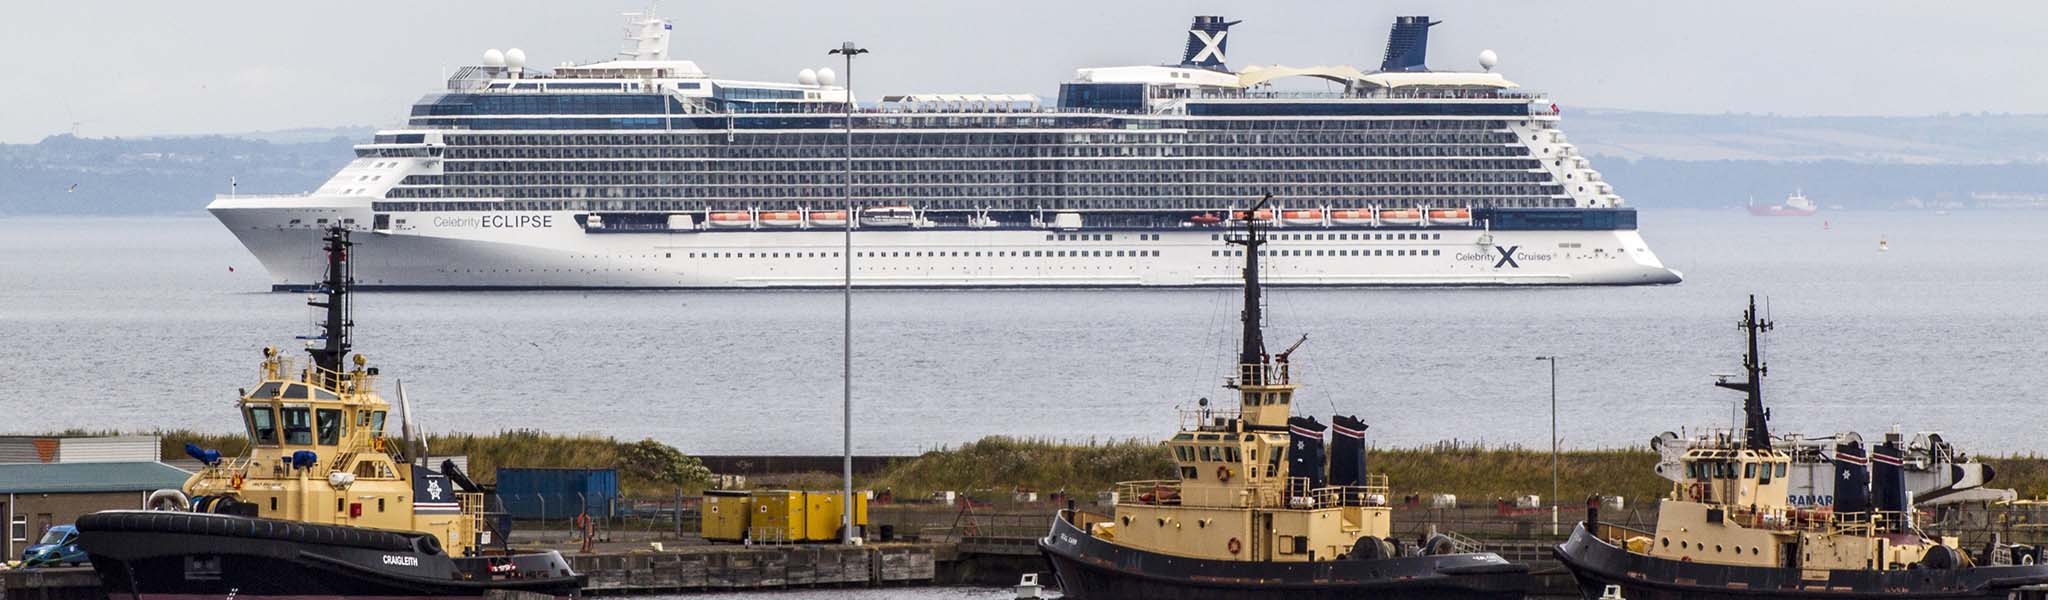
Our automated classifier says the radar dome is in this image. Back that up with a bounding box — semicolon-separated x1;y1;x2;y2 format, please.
1478;49;1499;72
817;67;837;86
505;48;527;69
798;68;819;86
482;49;506;67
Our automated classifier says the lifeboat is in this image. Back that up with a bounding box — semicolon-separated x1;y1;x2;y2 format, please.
759;211;803;227
1378;208;1422;226
1280;210;1324;226
1229;209;1275;224
810;211;848;227
1427;208;1472;225
1187;213;1223;225
707;212;754;228
861;206;917;227
1330;209;1373;225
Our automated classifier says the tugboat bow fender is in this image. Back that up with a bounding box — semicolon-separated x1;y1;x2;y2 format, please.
77;510;426;553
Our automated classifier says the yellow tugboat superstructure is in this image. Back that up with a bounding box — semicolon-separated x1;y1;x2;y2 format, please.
1552;295;2048;599
178;346;478;555
1040;195;1530;599
76;227;584;600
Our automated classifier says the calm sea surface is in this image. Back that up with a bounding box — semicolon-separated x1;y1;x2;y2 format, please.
3;210;2046;455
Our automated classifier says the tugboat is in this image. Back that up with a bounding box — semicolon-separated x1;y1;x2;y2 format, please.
1554;296;2048;599
76;228;584;599
1038;195;1531;599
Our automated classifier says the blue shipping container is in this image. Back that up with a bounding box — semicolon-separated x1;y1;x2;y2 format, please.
494;467;620;520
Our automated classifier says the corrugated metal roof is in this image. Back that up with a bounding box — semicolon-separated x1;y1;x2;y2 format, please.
0;461;192;494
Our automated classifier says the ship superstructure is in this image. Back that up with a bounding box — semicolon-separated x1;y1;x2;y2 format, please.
212;12;1681;289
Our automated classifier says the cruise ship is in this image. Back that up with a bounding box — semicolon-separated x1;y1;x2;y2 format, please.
211;12;1682;289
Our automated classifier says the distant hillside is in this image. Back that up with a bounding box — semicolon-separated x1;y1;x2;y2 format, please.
0;134;356;216
4;113;2047;216
1568;109;2048;164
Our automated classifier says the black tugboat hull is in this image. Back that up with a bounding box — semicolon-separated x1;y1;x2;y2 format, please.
1555;522;2048;599
77;511;584;600
1039;512;1530;600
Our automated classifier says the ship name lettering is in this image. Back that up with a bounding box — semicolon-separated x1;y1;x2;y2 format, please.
480;214;553;228
382;555;420;567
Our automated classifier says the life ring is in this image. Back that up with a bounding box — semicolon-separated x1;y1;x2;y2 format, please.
1216;465;1232;483
1688;482;1704;501
1227;537;1243;555
231;473;245;490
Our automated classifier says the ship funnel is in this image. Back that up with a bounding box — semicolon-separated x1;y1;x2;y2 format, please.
1180;16;1242;71
1871;441;1909;519
1379;16;1440;72
1832;441;1871;516
1328;415;1369;487
1287;416;1328;493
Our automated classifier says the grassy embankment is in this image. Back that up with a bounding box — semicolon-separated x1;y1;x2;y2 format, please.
82;429;2048;503
866;436;2048;505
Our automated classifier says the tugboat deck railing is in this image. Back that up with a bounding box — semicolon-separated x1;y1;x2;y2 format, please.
1115;476;1390;510
1717;505;1914;536
1228;363;1294;388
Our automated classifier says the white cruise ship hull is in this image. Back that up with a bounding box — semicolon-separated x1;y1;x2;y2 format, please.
212;200;1680;289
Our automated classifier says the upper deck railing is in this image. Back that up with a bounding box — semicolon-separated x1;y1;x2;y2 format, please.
1230;363;1293;388
1116;475;1390;510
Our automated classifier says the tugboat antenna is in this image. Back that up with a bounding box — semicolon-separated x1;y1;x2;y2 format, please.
1713;294;1774;449
1228;194;1274;378
306;227;354;387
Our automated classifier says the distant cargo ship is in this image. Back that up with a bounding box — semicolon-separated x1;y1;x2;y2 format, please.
1748;191;1817;216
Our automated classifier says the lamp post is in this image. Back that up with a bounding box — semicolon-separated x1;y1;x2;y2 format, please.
1534;355;1558;535
828;41;868;546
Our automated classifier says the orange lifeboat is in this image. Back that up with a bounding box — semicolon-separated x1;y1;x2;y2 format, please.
1230;210;1275;223
1330;209;1373;225
1280;210;1324;226
759;211;803;227
1187;213;1223;225
707;212;754;227
809;210;849;227
1427;208;1472;225
1378;208;1422;226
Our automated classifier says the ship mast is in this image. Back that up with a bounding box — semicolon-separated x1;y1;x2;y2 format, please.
305;227;354;388
1229;194;1272;376
1714;294;1773;450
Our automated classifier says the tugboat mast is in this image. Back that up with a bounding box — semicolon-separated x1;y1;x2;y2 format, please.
1714;294;1774;449
1228;194;1273;377
305;227;354;386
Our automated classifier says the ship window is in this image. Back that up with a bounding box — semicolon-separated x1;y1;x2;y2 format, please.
248;406;279;446
312;387;338;401
1744;463;1757;479
316;409;344;445
282;407;314;445
282;384;309;399
370;411;387;439
378;498;386;512
251;382;282;399
1225;447;1241;462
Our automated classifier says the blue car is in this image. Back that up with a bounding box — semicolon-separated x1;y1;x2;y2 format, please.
20;525;86;568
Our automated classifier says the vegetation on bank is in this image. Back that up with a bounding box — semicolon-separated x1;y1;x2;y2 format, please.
871;437;2048;505
137;429;710;496
44;429;2048;503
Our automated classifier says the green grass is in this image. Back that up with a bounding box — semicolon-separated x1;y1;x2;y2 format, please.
870;436;2048;506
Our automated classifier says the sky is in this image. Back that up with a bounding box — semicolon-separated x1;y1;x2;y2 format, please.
2;1;2043;143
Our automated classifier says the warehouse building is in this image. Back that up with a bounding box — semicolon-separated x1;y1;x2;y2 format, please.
1;436;192;559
